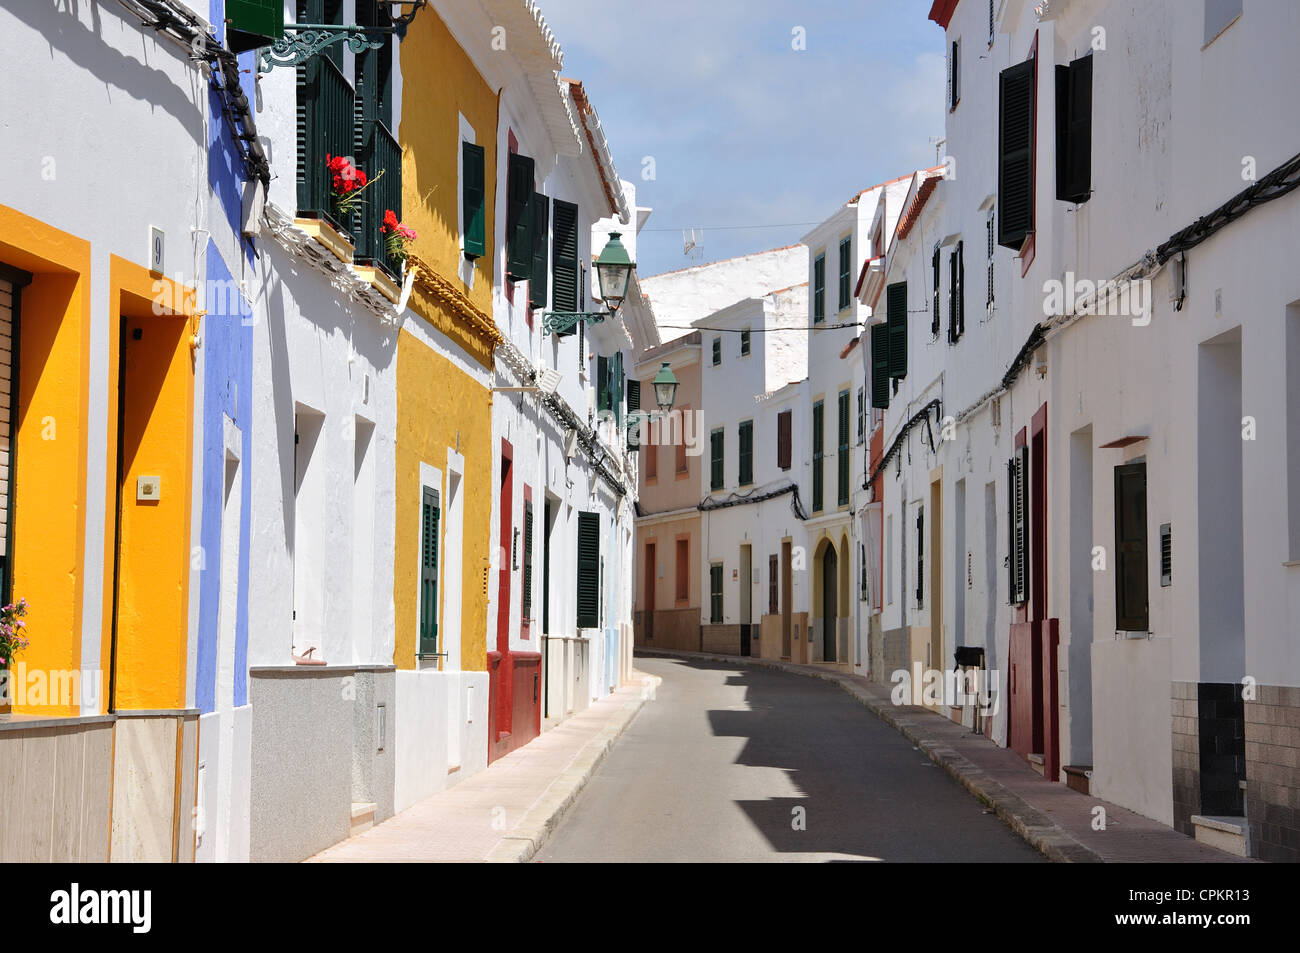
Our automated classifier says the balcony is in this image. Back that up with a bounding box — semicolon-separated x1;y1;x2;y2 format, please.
353;118;403;283
860;256;886;313
296;55;354;244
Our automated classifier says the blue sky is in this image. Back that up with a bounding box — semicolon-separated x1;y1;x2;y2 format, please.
538;0;948;278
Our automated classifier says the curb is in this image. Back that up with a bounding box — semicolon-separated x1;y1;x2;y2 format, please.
484;672;662;863
636;649;1101;863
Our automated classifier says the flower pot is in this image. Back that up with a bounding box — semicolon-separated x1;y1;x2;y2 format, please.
353;262;403;304
295;216;355;264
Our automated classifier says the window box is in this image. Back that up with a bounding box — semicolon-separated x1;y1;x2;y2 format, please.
295;216;355;264
352;262;402;304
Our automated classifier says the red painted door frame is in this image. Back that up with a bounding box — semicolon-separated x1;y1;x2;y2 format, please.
493;439;514;756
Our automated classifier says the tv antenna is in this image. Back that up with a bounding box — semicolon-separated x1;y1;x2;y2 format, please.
682;228;703;260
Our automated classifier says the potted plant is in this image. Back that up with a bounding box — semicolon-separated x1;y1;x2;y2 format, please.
0;597;29;713
381;209;417;272
328;154;382;222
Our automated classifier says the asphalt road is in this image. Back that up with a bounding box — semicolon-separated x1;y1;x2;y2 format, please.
537;656;1045;862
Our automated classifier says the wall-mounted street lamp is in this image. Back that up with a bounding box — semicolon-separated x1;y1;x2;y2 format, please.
543;232;636;335
626;362;679;452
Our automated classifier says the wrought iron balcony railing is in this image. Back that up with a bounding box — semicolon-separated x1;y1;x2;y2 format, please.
296;55;354;236
354;119;403;280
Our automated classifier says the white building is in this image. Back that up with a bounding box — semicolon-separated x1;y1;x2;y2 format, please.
868;0;1300;859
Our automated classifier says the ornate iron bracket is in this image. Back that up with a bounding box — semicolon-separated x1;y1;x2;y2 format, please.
542;311;609;336
258;24;393;71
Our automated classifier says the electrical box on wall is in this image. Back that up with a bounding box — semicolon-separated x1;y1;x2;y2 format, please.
137;475;161;502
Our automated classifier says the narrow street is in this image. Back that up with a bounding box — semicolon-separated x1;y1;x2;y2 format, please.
538;657;1043;862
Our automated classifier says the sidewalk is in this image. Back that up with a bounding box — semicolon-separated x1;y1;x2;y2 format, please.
639;649;1251;863
308;675;659;863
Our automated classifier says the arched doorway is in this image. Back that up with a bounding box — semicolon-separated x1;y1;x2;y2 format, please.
822;544;837;662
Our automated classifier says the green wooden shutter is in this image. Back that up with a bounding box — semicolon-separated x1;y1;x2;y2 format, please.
870;323;891;409
626;379;641;452
837;390;850;506
522;500;534;620
552;200;579;324
812;400;824;512
1114;463;1149;631
813;254;826;323
462;141;486;259
506;153;535;281
419;487;440;657
613;351;624;425
710;429;724;490
956;240;965;339
886;281;908;379
576;511;600;629
998;58;1035;248
838;237;852;310
227;0;285;54
529;193;550;308
916;507;925;606
626;379;641;413
948;244;958;343
739;420;753;485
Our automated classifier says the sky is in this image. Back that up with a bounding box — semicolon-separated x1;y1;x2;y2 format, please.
537;0;948;278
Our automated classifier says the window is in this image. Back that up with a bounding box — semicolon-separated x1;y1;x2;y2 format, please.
1289;307;1300;560
529;193;549;308
596;356;610;412
856;387;865;444
812;400;824;512
813;253;826;323
931;243;941;337
777;410;792;470
1055;54;1093;204
768;554;778;615
1160;523;1172;588
626;379;641;453
886;514;893;606
676;538;689;604
986;209;995;310
886;281;908;380
522;499;534;619
948;240;965;343
0;268;28;602
712;336;722;366
916;506;925;608
506;152;536;281
576;511;600;628
860;543;868;601
988;0;996;46
645;432;658;480
461;141;486;259
740;329;751;356
710;428;724;490
838;237;852;311
837;390;850;507
1204;0;1241;46
997;56;1036;249
419;487;440;657
1008;448;1029;605
1115;462;1149;631
676;404;690;473
870;324;890;409
709;564;724;624
738;420;754;486
948;38;961;111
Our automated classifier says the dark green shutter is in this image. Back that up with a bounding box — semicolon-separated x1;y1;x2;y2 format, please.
956;240;965;339
712;337;721;365
870;324;891;409
948;244;958;343
522;500;534;620
838;237;852;310
837;390;850;506
462;142;486;259
1055;54;1092;204
613;351;624;425
1114;463;1149;631
227;0;285;54
419;488;440;656
576;511;600;629
739;421;753;485
530;193;549;308
886;281;908;379
710;430;724;490
812;400;824;512
506;153;535;281
813;255;825;323
916;507;925;606
552;200;579;324
998;58;1035;248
